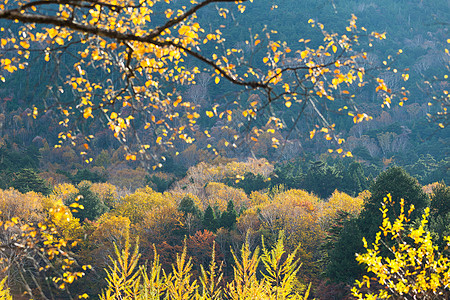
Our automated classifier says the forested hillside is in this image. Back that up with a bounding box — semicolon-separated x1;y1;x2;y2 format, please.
0;0;448;186
0;0;449;298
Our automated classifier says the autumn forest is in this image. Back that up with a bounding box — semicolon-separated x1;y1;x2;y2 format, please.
0;0;449;299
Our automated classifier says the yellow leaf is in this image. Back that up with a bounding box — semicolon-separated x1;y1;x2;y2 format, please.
310;129;316;139
215;76;220;84
285;101;292;108
173;97;182;107
83;107;92;119
125;154;136;161
54;37;64;45
156;136;162;144
206;111;214;117
61;10;70;19
263;57;269;63
358;71;363;82
20;40;30;49
301;50;308;59
47;28;58;39
110;112;117;119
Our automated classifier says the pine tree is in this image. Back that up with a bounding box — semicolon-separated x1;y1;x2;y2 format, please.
178;196;201;218
326;167;430;285
202;205;217;232
11;168;51;195
67;182;108;221
219;200;237;230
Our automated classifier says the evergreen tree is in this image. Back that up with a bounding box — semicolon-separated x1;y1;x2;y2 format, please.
178;196;201;218
67;182;108;221
202;205;217;232
363;166;429;227
304;161;342;199
10;168;51;195
429;182;450;248
342;161;367;195
225;172;269;194
71;169;108;184
325;217;364;284
326;167;430;285
430;182;450;217
219;200;237;230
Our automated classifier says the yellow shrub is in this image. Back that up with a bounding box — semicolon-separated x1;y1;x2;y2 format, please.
352;194;450;299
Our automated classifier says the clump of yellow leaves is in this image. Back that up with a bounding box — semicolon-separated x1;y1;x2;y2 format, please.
0;188;88;298
352;194;450;299
100;232;310;300
0;277;12;300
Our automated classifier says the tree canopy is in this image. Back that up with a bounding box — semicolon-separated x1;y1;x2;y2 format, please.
0;0;409;167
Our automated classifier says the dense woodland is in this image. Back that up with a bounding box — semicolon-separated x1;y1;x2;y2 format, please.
0;0;449;299
0;157;449;299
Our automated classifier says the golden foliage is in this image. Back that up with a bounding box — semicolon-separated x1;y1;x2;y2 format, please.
0;0;406;162
100;233;310;300
173;159;273;198
0;188;44;222
249;191;270;207
91;182;119;208
52;183;79;202
352;194;450;299
422;182;441;195
205;182;248;212
100;238;142;300
114;186;174;224
91;214;131;249
0;277;12;300
323;190;364;222
140;205;183;244
257;189;324;284
0;189;87;298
